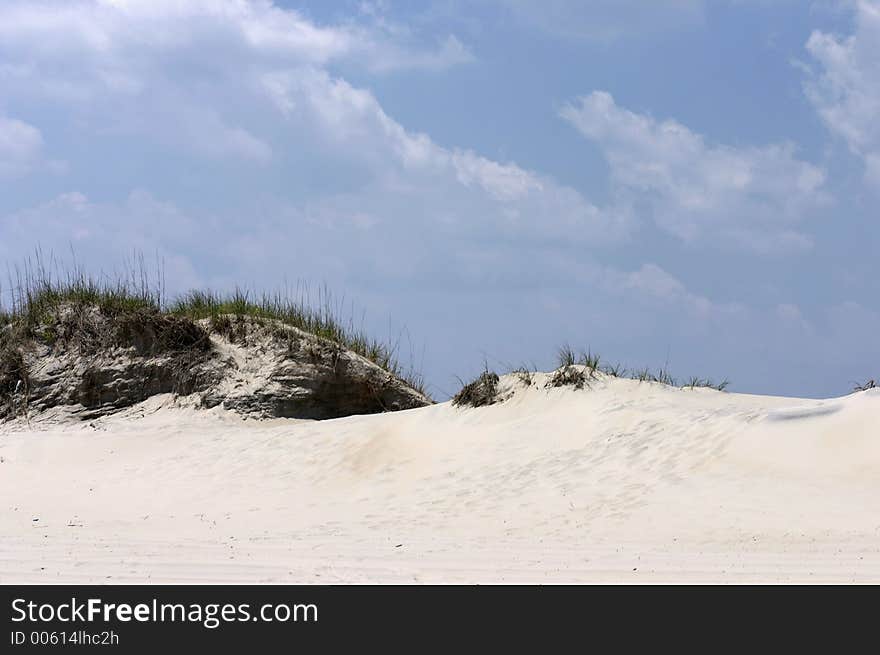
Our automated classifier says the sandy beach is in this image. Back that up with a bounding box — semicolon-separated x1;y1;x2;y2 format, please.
2;373;878;584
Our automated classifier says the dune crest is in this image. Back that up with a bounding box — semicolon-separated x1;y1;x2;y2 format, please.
2;306;429;421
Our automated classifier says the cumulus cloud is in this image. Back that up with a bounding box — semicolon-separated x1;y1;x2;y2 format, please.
804;0;880;188
561;91;827;251
0;1;632;300
253;68;632;245
609;263;744;320
0;0;471;71
0;0;473;165
0;115;44;177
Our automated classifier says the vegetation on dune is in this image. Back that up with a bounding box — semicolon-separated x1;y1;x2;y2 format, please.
0;342;27;395
541;344;728;392
0;255;427;399
452;344;731;408
682;376;730;392
3;255;873;413
546;345;600;390
512;364;535;388
452;367;501;408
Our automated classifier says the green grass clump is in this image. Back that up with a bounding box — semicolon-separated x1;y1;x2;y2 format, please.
454;346;734;410
5;270;160;336
547;344;730;391
682;376;730;392
600;362;626;377
626;365;728;390
547;345;600;389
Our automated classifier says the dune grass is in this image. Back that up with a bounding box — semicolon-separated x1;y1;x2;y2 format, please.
683;376;730;391
169;289;401;371
544;345;730;391
453;345;731;407
452;366;500;407
512;364;535;388
0;254;427;397
547;345;600;390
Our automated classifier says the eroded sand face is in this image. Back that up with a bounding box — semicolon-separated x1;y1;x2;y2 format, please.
2;375;878;583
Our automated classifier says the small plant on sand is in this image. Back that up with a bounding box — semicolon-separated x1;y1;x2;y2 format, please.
453;366;501;408
631;366;674;386
548;366;587;389
601;362;626;377
632;367;653;383
547;345;599;390
513;364;535;388
682;376;730;392
617;361;729;391
655;364;676;387
854;379;876;392
557;344;577;369
581;349;601;374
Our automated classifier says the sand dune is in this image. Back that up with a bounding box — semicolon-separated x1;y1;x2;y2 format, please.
1;373;878;583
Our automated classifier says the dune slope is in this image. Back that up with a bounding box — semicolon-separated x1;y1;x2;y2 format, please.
1;373;878;583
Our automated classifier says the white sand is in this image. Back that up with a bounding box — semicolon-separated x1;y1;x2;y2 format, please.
1;373;878;583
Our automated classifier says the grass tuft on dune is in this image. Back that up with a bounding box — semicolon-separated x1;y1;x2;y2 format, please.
452;345;731;408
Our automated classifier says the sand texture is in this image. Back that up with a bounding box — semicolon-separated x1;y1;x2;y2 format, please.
1;373;878;583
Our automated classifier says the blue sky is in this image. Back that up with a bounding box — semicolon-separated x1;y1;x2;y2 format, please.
0;0;878;399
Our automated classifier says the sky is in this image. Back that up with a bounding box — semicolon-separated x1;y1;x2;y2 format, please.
0;0;878;399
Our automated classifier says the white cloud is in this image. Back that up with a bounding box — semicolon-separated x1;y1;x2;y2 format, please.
450;152;544;200
0;115;43;177
805;0;880;188
561;91;827;251
0;1;471;167
0;1;633;294
606;263;744;320
256;68;632;244
0;0;471;71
